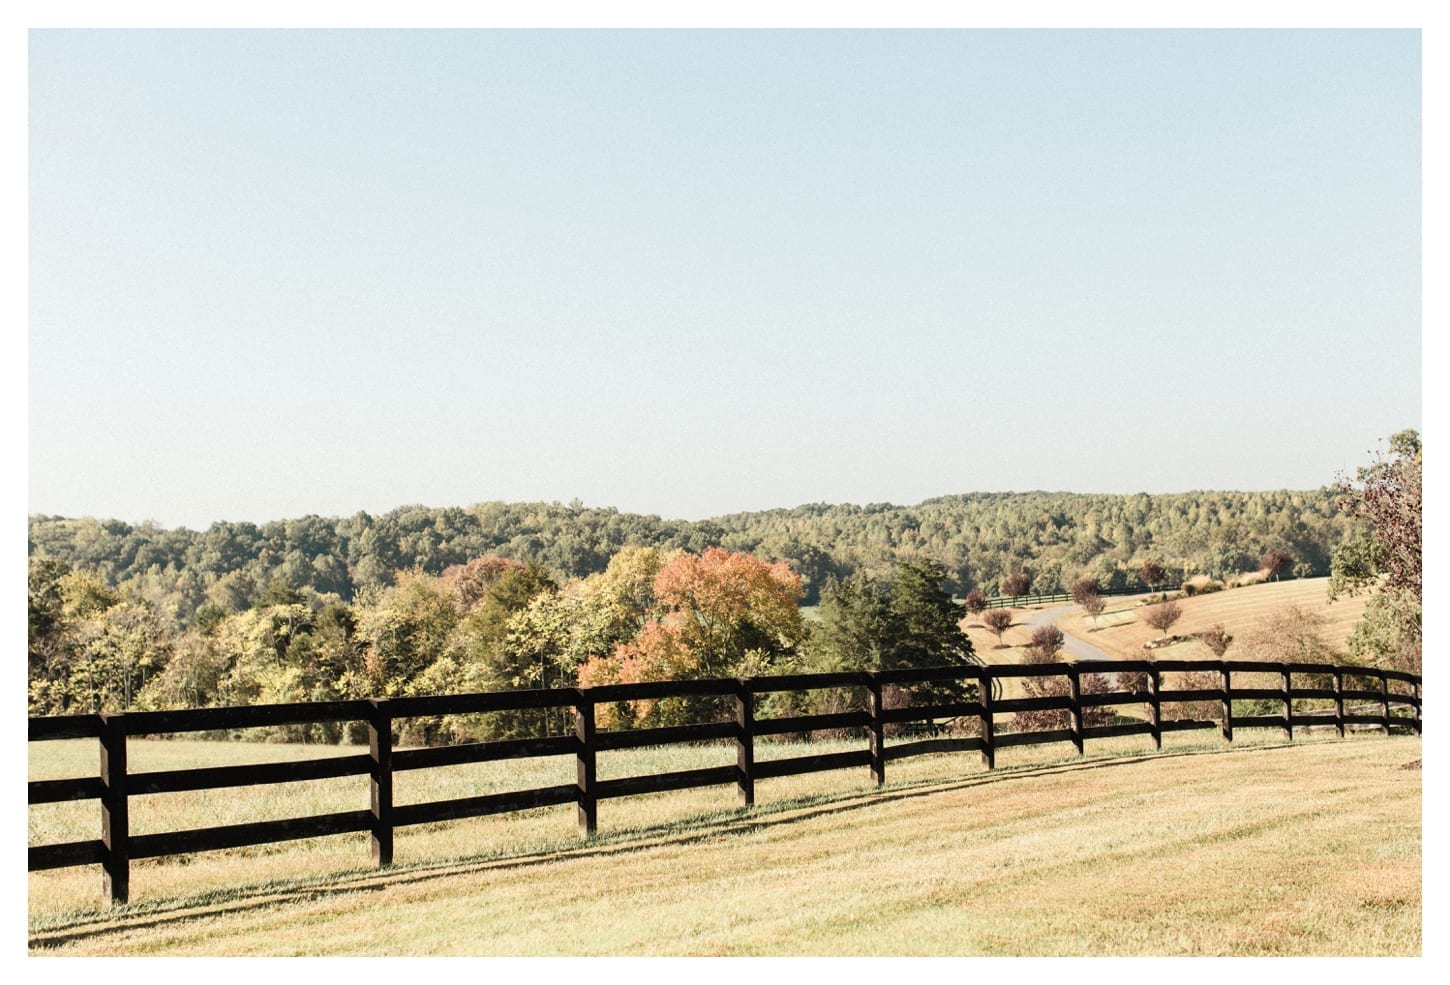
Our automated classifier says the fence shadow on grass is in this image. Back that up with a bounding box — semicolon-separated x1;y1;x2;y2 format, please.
28;735;1377;951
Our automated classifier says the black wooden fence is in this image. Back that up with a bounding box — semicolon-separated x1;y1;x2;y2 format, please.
981;585;1174;609
28;659;1421;905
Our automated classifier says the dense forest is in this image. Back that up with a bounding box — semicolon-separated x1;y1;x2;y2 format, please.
28;489;1358;727
29;488;1348;618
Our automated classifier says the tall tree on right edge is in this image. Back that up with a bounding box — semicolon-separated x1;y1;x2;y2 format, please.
1330;429;1422;673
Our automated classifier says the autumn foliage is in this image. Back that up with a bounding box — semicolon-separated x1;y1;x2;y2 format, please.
578;547;805;726
1142;600;1183;640
982;608;1013;644
1001;573;1031;598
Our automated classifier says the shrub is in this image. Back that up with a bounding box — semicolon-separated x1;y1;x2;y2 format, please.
1182;574;1223;596
1015;663;1116;732
1163;669;1222;722
1198;624;1233;658
1236;604;1339;664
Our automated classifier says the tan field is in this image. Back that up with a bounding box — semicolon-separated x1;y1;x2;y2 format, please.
964;577;1369;664
28;733;1420;956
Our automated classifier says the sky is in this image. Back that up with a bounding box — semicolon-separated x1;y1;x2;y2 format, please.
24;22;1426;531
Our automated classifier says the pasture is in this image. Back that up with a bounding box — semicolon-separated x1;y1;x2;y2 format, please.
964;577;1369;663
29;731;1420;956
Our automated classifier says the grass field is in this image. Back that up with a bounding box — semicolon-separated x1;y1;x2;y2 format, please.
28;730;1420;956
963;577;1369;664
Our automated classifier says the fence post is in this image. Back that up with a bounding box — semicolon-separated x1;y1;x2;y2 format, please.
99;713;130;906
1281;664;1293;742
735;679;755;807
1412;677;1422;736
368;699;394;868
1220;666;1234;743
978;667;995;770
575;693;597;837
1147;664;1162;751
1333;667;1345;738
1067;665;1084;756
866;672;885;787
1379;670;1391;735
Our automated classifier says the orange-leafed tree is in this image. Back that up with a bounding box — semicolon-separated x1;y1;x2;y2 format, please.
652;546;806;677
576;547;806;726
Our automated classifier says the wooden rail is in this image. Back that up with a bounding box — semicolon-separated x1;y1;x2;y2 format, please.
27;659;1421;905
981;585;1167;609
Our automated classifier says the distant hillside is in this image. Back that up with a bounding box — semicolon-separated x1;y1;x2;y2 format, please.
28;489;1355;628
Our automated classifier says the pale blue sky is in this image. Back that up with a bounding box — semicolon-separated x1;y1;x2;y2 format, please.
27;28;1422;529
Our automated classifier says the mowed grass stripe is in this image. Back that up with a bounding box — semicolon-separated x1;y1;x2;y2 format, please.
28;736;1420;956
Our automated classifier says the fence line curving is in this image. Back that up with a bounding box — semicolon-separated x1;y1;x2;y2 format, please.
28;659;1421;905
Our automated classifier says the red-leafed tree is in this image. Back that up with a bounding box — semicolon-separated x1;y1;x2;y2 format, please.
1260;550;1292;582
1137;561;1166;592
1143;600;1182;640
982;608;1013;645
439;556;525;610
1001;573;1031;598
1330;429;1421;672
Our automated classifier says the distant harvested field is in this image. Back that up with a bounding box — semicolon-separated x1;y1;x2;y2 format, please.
961;578;1368;665
28;734;1420;956
1055;578;1368;662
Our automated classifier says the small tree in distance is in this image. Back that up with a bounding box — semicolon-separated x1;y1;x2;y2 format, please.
1137;561;1166;593
963;590;988;616
1026;625;1064;663
1260;550;1292;582
1071;576;1100;605
1072;575;1106;628
982;608;1013;646
1001;573;1031;599
1143;600;1183;641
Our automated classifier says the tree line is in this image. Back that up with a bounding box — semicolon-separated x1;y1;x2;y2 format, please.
28;544;979;739
28;488;1351;622
30;483;1400;731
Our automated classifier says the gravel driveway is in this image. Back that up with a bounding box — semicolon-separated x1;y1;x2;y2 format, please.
1022;604;1115;661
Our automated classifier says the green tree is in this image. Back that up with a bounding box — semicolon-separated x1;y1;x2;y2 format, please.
352;569;462;698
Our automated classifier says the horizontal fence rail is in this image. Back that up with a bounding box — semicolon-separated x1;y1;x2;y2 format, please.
981;585;1168;609
28;660;1421;905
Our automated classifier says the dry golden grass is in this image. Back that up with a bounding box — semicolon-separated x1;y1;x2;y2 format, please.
961;606;1038;664
28;732;1420;956
1051;578;1368;662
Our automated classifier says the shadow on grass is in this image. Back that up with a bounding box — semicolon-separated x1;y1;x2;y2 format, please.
26;733;1369;950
